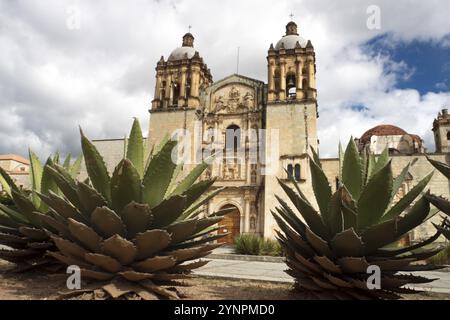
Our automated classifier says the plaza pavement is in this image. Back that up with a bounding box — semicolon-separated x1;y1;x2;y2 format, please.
194;257;450;294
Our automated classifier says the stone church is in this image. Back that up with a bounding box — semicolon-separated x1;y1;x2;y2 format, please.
88;20;450;244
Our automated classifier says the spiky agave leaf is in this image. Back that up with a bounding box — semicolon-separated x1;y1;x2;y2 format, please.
274;140;443;300
44;120;226;300
0;151;82;272
426;157;450;239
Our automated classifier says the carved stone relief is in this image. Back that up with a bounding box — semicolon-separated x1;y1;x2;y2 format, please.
211;85;256;114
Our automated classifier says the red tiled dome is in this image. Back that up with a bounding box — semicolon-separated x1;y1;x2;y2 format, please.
359;125;408;144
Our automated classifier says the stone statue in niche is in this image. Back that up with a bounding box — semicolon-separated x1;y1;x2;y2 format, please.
250;216;256;230
214;95;226;113
228;86;240;112
223;162;239;180
243;92;255;109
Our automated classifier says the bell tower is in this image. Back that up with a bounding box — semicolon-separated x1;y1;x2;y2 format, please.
148;32;212;159
263;20;319;238
267;21;317;103
151;33;212;110
433;108;450;153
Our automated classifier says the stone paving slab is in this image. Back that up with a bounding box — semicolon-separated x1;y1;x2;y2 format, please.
194;258;450;294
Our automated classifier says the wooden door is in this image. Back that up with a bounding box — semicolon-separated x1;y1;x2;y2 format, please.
218;206;240;244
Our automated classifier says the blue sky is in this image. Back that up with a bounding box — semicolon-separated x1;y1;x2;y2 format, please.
365;34;450;94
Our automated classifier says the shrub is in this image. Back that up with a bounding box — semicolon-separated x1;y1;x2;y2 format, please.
234;234;260;255
427;244;450;265
234;234;282;256
260;238;282;256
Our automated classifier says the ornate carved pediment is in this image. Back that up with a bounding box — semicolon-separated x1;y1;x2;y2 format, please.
211;85;255;114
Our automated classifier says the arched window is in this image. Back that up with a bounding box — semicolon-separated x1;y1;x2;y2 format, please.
286;74;296;98
302;78;308;90
287;164;293;179
226;125;241;155
294;164;301;181
172;82;180;107
447;131;450;146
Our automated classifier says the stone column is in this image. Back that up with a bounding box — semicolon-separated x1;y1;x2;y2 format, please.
279;62;286;100
268;61;275;101
154;74;161;100
296;61;302;88
308;57;316;89
180;68;187;105
244;197;250;233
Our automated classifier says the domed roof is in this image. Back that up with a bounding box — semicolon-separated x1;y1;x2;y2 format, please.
275;34;307;50
168;46;196;61
168;32;197;61
360;125;408;144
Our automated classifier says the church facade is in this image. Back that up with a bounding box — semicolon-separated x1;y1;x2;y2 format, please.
87;21;450;244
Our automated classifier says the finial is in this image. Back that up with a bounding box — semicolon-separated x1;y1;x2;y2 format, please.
188;25;192;33
289;13;294;20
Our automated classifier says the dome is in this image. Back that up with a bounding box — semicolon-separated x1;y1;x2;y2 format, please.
168;46;196;61
360;125;408;144
275;34;307;50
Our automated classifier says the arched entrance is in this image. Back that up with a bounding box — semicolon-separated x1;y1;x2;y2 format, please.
217;204;241;245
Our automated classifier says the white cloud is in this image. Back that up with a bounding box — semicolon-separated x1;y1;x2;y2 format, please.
0;0;449;159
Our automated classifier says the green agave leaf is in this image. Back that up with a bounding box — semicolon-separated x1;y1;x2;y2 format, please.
53;152;60;164
365;153;376;184
381;171;433;222
392;163;411;200
330;228;364;257
427;157;450;179
326;188;344;237
44;164;81;210
179;187;225;220
0;166;17;197
111;159;142;214
165;163;183;197
11;190;40;227
120;202;152;239
338;141;344;180
70;154;83;178
396;197;430;237
309;156;332;221
285;171;311;205
37;190;87;224
424;193;450;216
152;195;187;228
277;179;330;240
357;161;393;230
275;198;306;236
341;138;363;200
28;149;43;207
91;206;126;238
310;146;321;168
126;118;144;178
182;179;215;209
370;147;389;178
376;230;441;257
40;157;59;211
80;128;111;202
0;203;29;225
62;153;71;170
361;218;398;254
171;160;210;196
76;181;107;216
142;139;177;208
360;146;368;186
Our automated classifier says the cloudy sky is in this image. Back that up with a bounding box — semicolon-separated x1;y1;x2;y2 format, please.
1;0;450;159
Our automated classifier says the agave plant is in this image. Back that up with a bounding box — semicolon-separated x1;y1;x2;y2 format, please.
39;119;228;300
273;139;443;300
0;152;82;271
424;157;450;240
